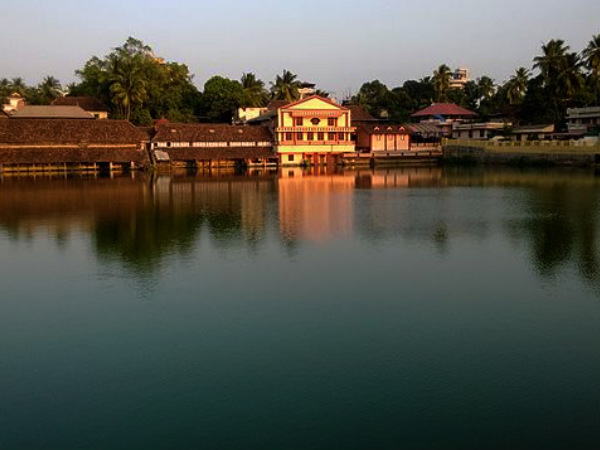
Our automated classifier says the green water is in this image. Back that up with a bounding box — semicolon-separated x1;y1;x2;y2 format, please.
0;166;599;450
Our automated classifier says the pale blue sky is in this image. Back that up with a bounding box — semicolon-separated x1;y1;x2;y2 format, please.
1;0;599;96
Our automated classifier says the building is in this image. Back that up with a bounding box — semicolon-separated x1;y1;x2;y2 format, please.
298;82;317;99
251;95;356;166
566;106;600;134
449;68;470;89
0;109;9;119
511;124;555;141
234;107;267;124
451;121;507;140
411;103;478;137
11;105;95;119
51;96;110;119
356;123;411;152
2;93;25;114
151;123;276;168
0;119;148;171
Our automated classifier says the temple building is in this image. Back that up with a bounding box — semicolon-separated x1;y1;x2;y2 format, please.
250;95;356;166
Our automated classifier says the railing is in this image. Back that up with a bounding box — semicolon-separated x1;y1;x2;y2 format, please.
443;138;600;154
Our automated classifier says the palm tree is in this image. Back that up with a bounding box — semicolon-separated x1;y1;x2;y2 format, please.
506;67;530;105
533;39;569;88
109;56;147;120
38;76;62;103
557;52;584;101
583;34;600;102
432;64;452;102
9;77;27;96
240;72;267;107
271;70;301;102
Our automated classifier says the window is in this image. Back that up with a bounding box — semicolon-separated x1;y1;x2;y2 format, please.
285;132;293;141
328;118;338;127
468;130;473;139
167;142;172;147
307;132;314;140
295;118;304;127
311;118;321;126
328;132;336;141
288;155;294;162
317;132;325;141
297;133;304;141
479;130;485;138
338;133;345;141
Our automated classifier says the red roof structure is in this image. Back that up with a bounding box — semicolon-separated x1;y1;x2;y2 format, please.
411;103;477;118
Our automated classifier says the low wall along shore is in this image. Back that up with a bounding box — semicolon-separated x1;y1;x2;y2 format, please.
443;139;600;166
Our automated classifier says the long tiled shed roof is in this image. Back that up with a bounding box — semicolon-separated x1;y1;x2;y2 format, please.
11;105;96;119
153;123;273;143
411;103;477;118
0;119;146;144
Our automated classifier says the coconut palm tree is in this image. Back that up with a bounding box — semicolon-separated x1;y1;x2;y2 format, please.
478;76;495;101
9;77;27;96
557;52;584;101
240;72;267;107
38;76;62;103
432;64;452;102
109;56;147;120
506;67;530;105
583;34;600;102
271;70;301;102
533;39;570;88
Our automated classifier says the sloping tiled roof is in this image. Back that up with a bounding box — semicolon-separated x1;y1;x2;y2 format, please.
153;123;273;143
0;147;149;165
51;96;110;112
0;110;9;119
11;105;95;119
411;103;477;118
0;119;145;144
406;123;444;135
347;105;376;122
266;100;290;110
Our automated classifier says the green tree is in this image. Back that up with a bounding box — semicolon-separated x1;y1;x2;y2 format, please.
37;76;62;104
506;67;530;105
240;73;268;107
108;55;147;120
351;80;391;118
583;34;600;103
202;76;245;122
432;64;452;102
271;70;301;102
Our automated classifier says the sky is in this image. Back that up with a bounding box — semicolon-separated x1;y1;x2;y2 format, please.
1;0;599;97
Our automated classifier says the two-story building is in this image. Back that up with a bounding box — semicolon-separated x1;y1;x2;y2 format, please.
250;95;356;166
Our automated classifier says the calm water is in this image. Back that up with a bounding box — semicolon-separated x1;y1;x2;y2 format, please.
1;166;599;450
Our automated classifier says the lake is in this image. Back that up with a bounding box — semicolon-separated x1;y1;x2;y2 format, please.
0;166;599;450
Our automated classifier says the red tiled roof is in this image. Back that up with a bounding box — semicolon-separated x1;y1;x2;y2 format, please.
411;103;477;118
51;96;109;112
347;105;376;122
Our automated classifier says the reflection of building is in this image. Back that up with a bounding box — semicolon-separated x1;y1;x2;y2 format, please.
51;96;110;119
566;106;600;134
251;95;356;166
278;171;355;241
450;68;470;89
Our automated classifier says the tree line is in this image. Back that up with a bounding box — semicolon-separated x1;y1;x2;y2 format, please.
1;34;599;129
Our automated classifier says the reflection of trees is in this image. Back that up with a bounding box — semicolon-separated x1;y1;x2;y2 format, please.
507;182;600;283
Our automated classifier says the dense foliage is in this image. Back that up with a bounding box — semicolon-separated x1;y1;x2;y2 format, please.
2;34;599;129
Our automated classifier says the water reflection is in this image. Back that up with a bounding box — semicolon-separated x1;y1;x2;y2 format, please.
1;167;600;285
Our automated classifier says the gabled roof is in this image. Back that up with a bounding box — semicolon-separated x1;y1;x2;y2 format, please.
11;105;95;119
51;96;110;112
279;95;347;111
153;123;273;143
411;103;477;118
347;105;376;121
360;122;411;135
266;100;290;111
0;119;145;144
0;109;9;119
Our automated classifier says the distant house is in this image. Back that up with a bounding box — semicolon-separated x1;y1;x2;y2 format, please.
452;122;507;140
2;93;25;114
511;124;555;141
51;96;110;119
11;105;95;119
411;103;478;137
449;68;470;89
0;119;148;169
151;123;276;167
566;106;600;134
357;123;411;152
